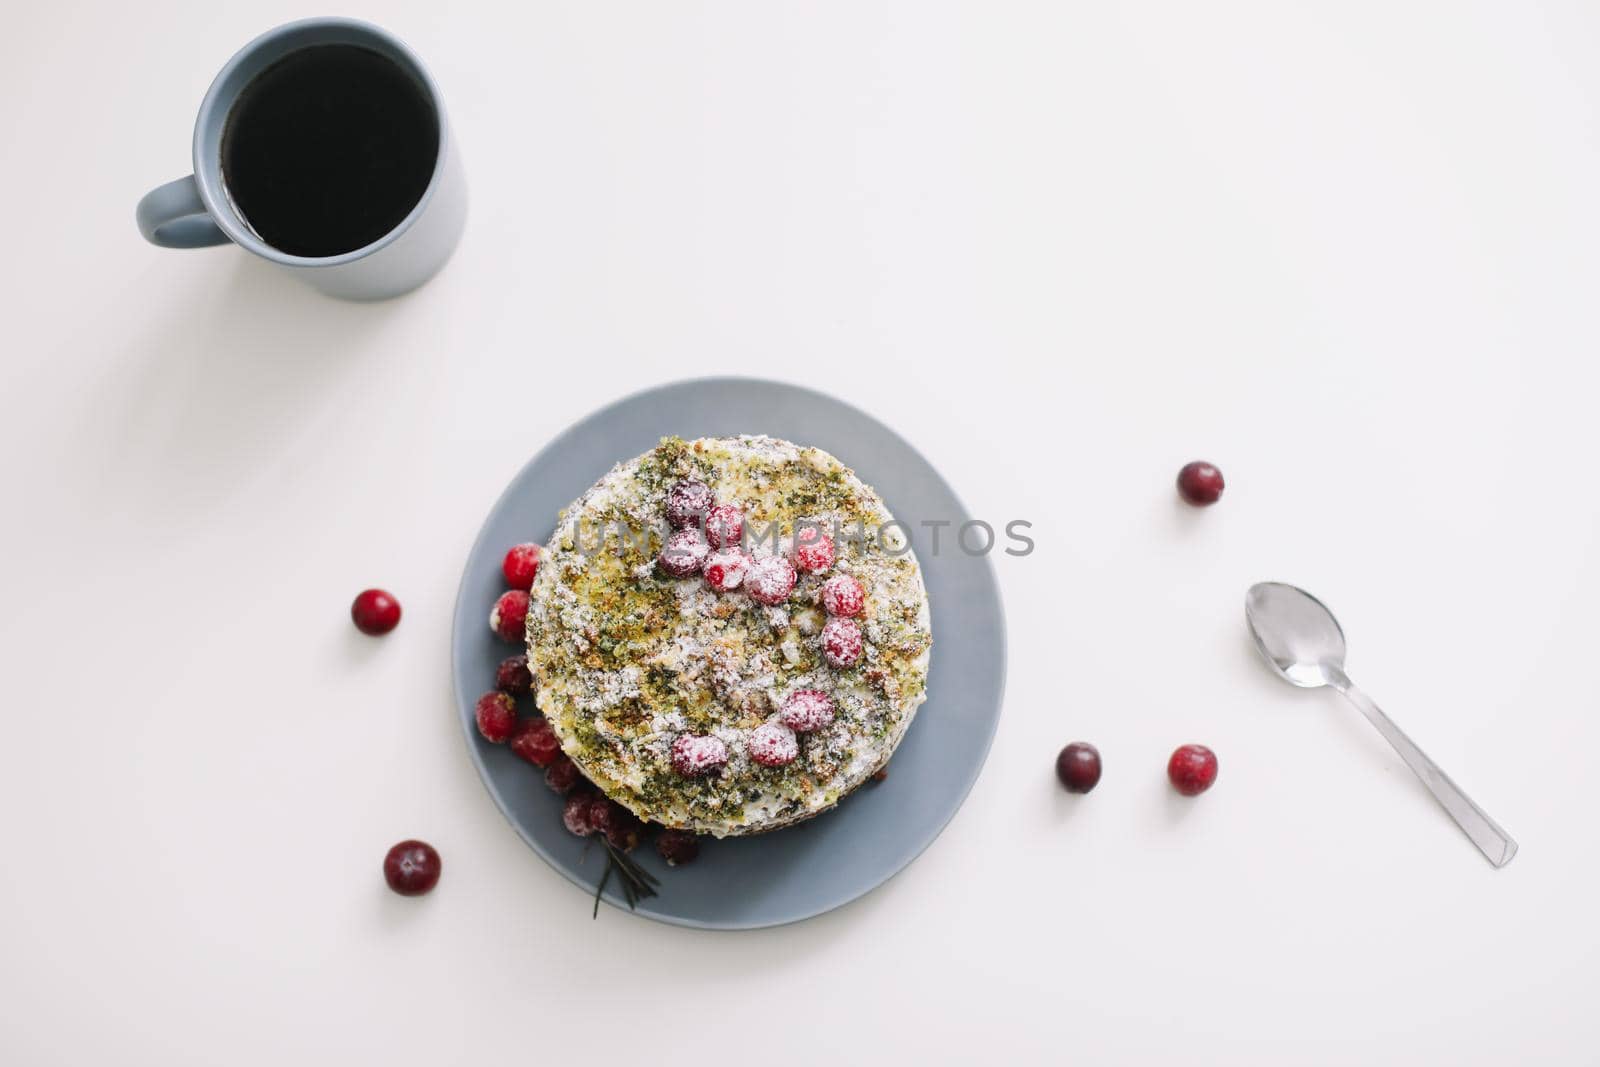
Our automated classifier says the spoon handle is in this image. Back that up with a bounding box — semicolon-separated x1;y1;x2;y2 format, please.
1330;672;1518;868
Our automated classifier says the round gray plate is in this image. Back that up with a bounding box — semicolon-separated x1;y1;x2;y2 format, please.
452;378;1006;928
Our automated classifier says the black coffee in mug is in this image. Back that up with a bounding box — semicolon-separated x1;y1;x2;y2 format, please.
220;44;439;258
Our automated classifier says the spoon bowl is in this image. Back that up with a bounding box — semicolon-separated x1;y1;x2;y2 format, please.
1245;582;1349;688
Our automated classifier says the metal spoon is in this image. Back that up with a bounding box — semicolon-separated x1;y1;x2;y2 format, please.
1245;581;1517;868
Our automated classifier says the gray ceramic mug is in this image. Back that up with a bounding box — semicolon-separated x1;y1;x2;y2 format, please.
135;17;466;301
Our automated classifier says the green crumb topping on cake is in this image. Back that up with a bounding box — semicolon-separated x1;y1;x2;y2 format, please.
526;435;932;837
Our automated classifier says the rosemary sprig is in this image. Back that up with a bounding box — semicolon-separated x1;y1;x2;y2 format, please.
591;860;612;919
592;838;661;919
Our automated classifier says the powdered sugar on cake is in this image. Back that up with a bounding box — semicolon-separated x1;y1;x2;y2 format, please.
526;435;932;837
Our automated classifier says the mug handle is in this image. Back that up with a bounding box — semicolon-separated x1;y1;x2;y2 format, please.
136;175;230;248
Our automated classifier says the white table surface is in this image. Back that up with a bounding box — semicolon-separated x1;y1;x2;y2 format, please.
4;2;1598;1063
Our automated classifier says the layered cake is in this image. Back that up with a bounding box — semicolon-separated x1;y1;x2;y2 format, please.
526;435;932;837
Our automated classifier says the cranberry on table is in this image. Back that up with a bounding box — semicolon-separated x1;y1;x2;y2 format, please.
658;528;710;578
502;542;542;589
1176;461;1225;506
509;716;562;767
746;554;797;606
1168;743;1219;796
821;616;863;668
779;689;835;733
747;722;799;767
656;829;700;866
383;840;441;896
671;734;728;776
350;589;401;635
704;504;744;549
703;549;750;592
489;589;530;642
495;654;534;696
1055;742;1102;794
474;691;518;743
665;479;714;528
792;526;836;573
819;574;864;618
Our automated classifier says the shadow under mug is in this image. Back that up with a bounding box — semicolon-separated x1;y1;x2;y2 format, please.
135;17;466;301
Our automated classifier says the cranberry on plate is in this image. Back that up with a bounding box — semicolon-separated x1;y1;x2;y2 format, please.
656;829;700;866
1176;461;1225;506
1168;744;1219;796
1055;742;1102;794
495;654;534;695
350;589;401;635
602;802;644;851
544;754;581;794
586;793;615;836
474;691;518;743
383;840;441;896
489;589;530;642
581;793;642;850
510;717;562;767
502;542;542;588
562;792;596;837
